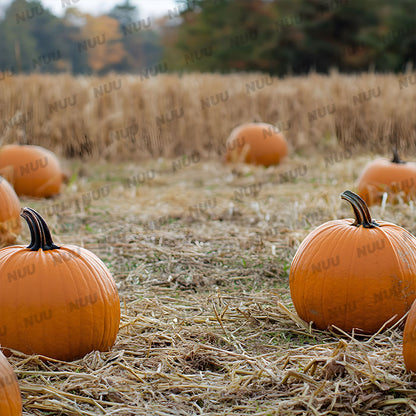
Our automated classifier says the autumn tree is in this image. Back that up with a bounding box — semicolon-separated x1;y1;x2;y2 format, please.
77;13;126;73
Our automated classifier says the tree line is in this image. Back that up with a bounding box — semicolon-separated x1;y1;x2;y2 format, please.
0;0;415;76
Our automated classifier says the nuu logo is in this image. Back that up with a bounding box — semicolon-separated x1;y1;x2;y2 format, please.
201;90;229;109
217;136;246;156
8;264;36;283
189;198;217;218
262;122;291;136
185;46;213;64
110;123;138;144
61;0;80;7
49;94;77;114
352;87;381;105
156;107;184;127
328;300;357;318
308;103;336;122
246;76;273;94
69;293;99;312
122;17;152;36
32;50;61;68
24;309;53;328
78;34;106;52
139;62;168;81
233;183;262;201
15;5;44;23
171;153;200;172
52;248;82;266
93;79;122;98
229;29;258;47
399;74;416;90
20;157;48;176
279;165;307;183
311;255;340;273
357;239;385;258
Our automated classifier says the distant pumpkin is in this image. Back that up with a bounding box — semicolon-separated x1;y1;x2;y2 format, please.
0;351;22;415
0;145;64;198
0;177;21;247
357;149;416;205
225;122;288;167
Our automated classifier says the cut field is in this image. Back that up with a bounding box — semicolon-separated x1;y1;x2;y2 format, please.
1;72;416;160
11;152;416;415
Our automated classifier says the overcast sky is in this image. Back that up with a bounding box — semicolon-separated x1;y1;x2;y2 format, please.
0;0;178;18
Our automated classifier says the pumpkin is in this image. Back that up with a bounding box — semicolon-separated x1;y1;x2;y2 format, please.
357;149;416;205
0;145;64;198
0;177;21;247
289;190;416;334
0;351;22;416
403;299;416;371
225;122;288;167
0;207;120;361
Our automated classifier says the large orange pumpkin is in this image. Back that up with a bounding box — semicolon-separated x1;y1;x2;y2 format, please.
0;145;64;198
0;207;120;361
225;122;288;167
0;177;21;247
0;351;22;415
289;190;416;334
357;149;416;205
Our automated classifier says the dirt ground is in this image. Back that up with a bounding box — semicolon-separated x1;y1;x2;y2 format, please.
8;151;416;415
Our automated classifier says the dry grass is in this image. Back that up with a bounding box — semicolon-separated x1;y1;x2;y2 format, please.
1;72;416;161
7;152;416;415
2;72;416;414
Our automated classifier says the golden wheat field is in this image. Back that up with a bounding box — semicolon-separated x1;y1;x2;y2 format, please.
2;72;416;415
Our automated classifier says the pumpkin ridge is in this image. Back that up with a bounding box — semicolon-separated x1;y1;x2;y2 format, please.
338;225;360;331
384;227;416;311
65;246;119;351
72;251;106;352
293;221;347;325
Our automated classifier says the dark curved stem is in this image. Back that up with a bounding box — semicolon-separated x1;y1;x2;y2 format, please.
392;148;405;164
341;190;379;228
20;207;60;251
21;210;36;248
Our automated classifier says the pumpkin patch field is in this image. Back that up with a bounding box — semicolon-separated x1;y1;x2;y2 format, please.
2;72;416;415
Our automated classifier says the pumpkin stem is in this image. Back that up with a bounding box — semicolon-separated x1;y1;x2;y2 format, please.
20;207;60;251
341;190;379;228
392;148;405;164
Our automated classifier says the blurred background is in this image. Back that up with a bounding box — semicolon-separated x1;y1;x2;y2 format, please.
0;0;415;76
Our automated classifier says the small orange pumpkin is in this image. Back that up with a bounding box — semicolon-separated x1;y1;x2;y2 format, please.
0;145;64;198
225;122;288;167
357;149;416;205
290;190;416;334
0;351;22;415
0;207;120;361
0;177;21;247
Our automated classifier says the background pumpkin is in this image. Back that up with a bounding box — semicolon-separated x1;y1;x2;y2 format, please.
357;149;416;205
289;190;416;334
0;351;22;416
0;177;21;247
225;122;288;167
0;145;64;198
0;207;120;361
